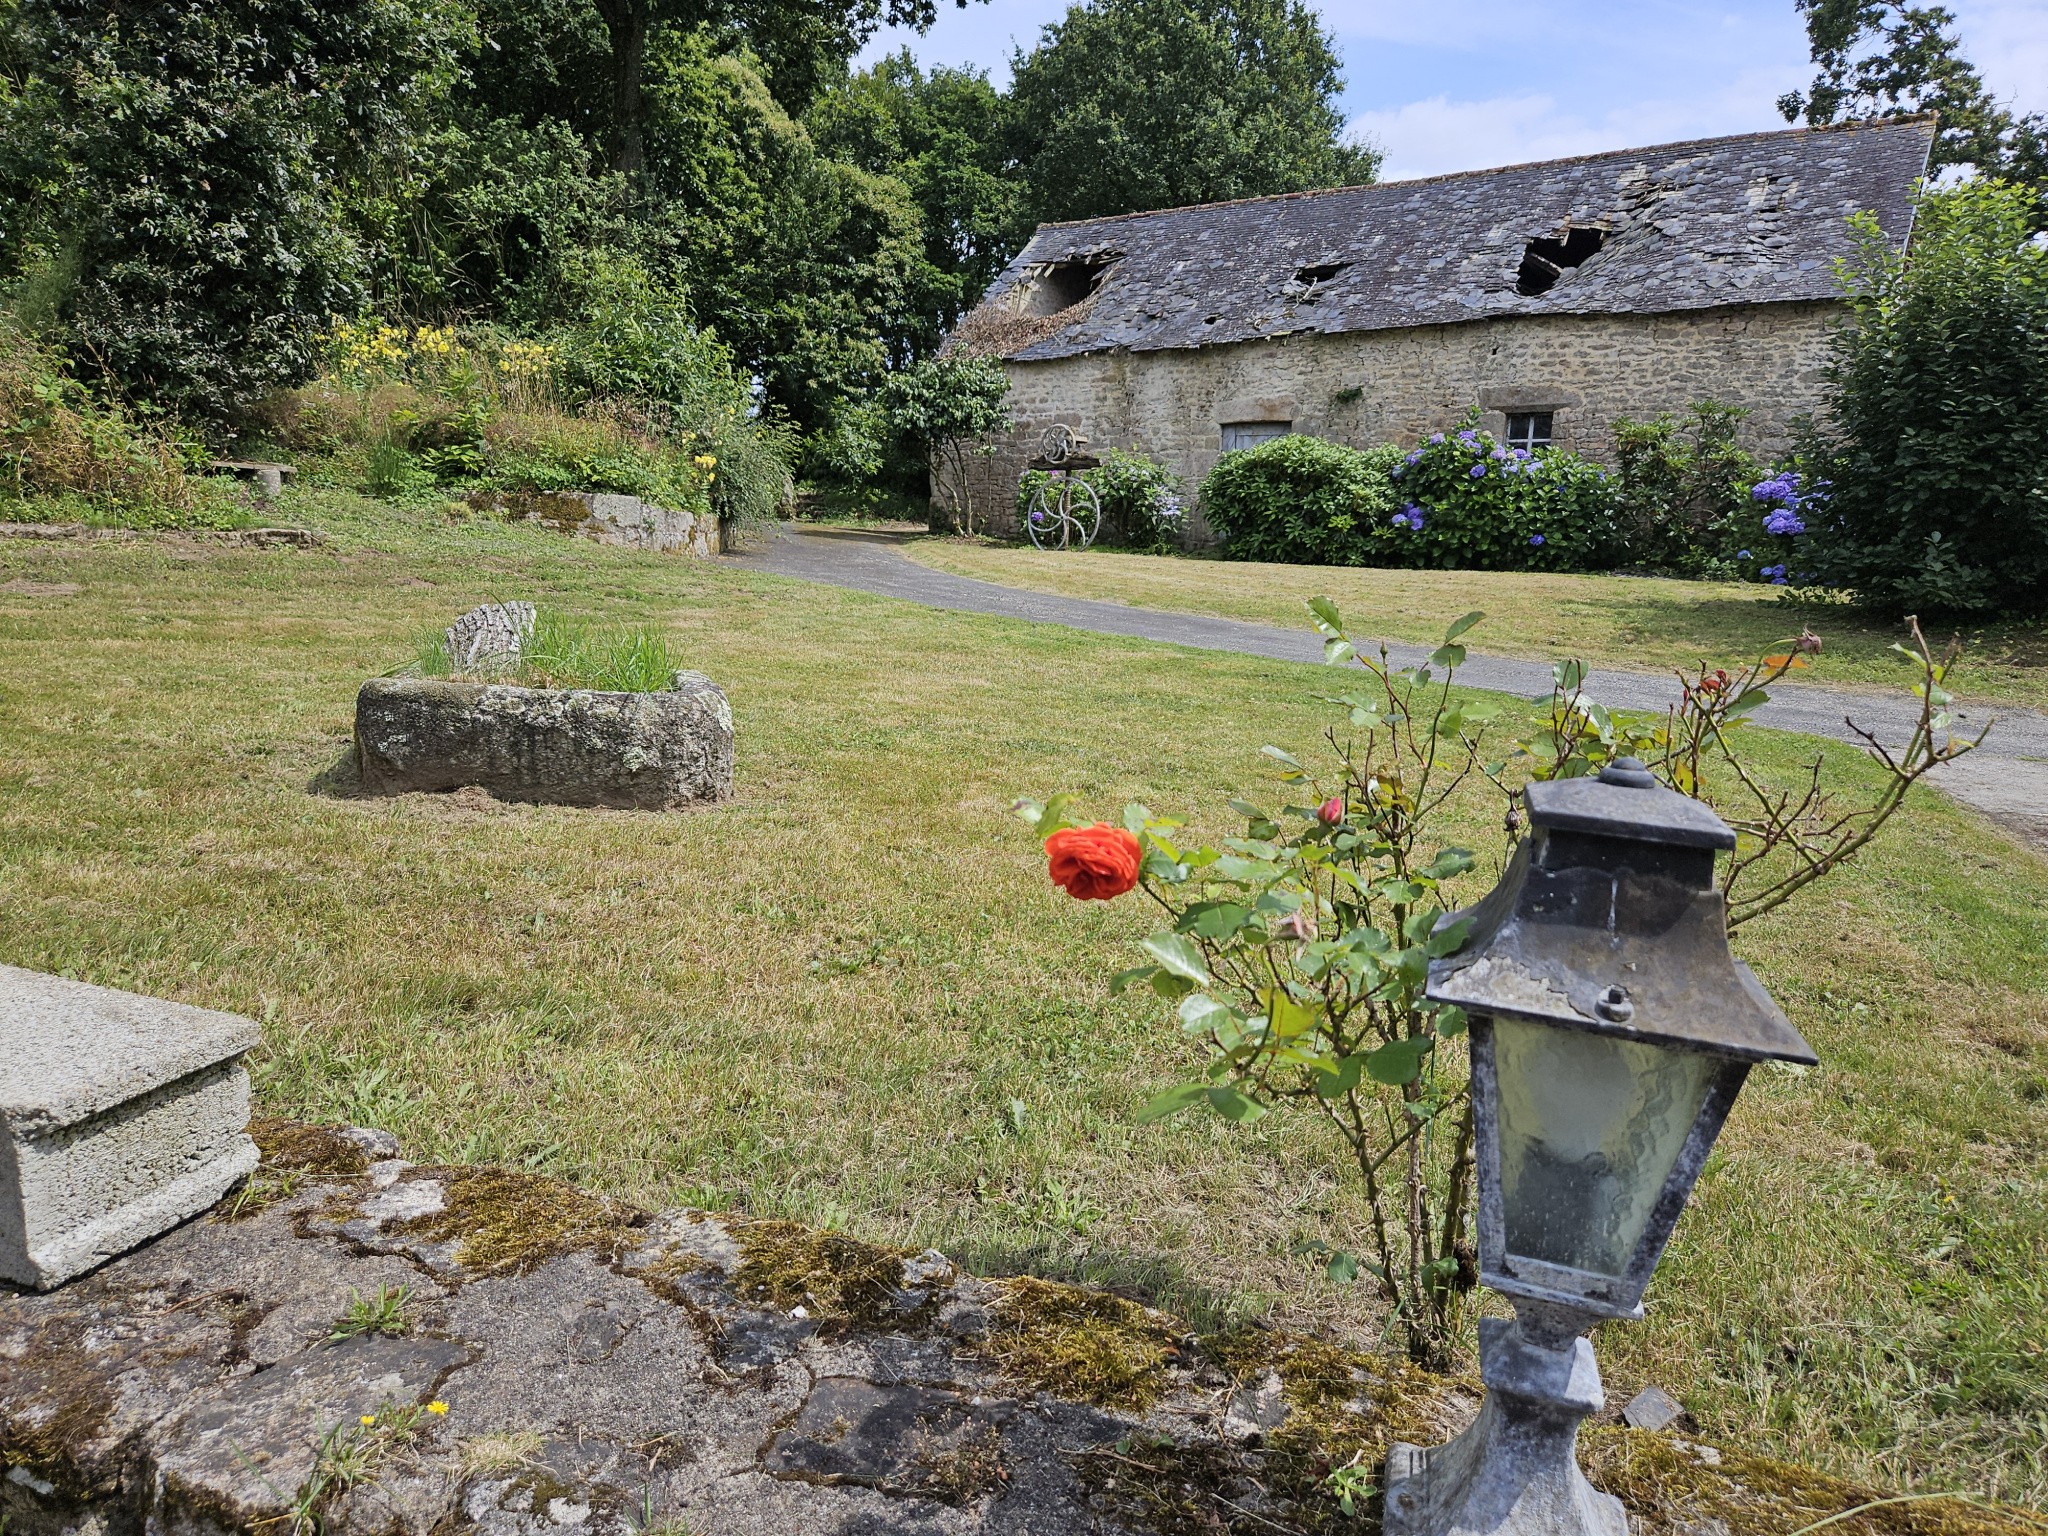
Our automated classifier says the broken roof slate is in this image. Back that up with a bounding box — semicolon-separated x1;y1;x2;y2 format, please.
970;119;1934;362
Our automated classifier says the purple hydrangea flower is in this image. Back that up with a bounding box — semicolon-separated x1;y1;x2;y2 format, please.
1760;563;1787;583
1429;433;1445;445
1469;463;1486;478
1391;512;1411;528
1490;447;1507;461
1512;448;1531;460
1529;533;1546;547
1763;509;1806;537
1738;549;1752;560
1458;429;1477;442
1405;450;1422;464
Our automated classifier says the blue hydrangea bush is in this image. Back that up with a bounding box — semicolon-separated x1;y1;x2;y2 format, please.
1387;412;1621;571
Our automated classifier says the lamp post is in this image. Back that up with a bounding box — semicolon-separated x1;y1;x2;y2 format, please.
1384;758;1817;1536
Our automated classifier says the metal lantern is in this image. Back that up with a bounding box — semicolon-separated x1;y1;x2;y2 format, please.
1383;758;1816;1536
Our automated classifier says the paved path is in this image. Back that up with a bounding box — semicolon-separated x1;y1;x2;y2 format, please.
727;525;2048;848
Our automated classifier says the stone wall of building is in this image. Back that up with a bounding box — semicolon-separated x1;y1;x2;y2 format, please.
952;301;1838;541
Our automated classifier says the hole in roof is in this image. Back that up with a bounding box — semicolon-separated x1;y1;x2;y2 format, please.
1294;261;1349;286
1516;225;1607;297
1015;254;1120;318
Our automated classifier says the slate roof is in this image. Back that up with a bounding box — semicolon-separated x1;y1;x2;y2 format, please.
968;118;1934;362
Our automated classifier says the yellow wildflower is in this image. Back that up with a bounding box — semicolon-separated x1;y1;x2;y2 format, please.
360;1414;377;1427
427;1401;449;1414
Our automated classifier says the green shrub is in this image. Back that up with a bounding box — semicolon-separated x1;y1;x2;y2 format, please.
1018;447;1185;550
1198;435;1400;564
0;323;239;528
1388;414;1620;571
1800;178;2048;617
1610;402;1770;577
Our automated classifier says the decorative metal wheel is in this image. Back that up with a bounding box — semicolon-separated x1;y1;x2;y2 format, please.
1026;475;1101;551
1037;423;1080;465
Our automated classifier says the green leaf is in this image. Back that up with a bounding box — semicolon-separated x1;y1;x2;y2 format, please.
1426;916;1474;958
1108;965;1157;996
1429;643;1466;670
1433;1005;1469;1037
1307;595;1344;634
1365;1035;1434;1086
1444;611;1485;642
1725;688;1770;718
1184;901;1253;939
1136;1084;1207;1123
1324;637;1356;667
1324;1249;1360;1285
1205;1085;1266;1123
1143;932;1209;983
1179;993;1233;1035
1261;744;1305;771
1315;1053;1366;1098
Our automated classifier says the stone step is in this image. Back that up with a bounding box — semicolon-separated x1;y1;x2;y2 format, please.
0;964;259;1289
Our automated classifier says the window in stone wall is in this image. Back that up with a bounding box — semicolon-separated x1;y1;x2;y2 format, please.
1221;421;1293;452
1505;412;1555;452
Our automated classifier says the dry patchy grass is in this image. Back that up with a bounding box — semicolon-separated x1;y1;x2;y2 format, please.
0;489;2042;1504
903;538;2048;712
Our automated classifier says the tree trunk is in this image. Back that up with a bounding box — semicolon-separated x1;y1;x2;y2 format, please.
593;0;650;177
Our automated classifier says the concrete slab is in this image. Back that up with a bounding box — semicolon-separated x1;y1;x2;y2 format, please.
0;964;259;1290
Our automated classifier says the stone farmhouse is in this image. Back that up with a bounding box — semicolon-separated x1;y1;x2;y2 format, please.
944;117;1934;541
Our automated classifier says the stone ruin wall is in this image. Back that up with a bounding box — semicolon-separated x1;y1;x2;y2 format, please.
949;300;1839;542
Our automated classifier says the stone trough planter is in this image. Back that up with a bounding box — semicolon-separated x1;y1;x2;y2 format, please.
354;671;734;809
468;488;722;558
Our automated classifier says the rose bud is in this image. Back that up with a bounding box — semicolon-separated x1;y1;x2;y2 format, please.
1317;796;1345;825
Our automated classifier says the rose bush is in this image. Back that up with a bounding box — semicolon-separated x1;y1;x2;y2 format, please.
1023;601;1978;1364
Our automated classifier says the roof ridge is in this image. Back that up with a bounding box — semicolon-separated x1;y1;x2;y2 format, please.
1027;115;1939;235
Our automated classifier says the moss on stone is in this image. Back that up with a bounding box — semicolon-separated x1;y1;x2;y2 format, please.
730;1221;928;1335
0;1338;115;1474
979;1276;1179;1411
1071;1325;1452;1535
249;1118;371;1177
386;1167;646;1278
1582;1428;2048;1535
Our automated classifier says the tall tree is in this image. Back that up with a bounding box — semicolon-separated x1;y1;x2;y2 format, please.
0;0;470;415
1005;0;1379;227
1778;1;2046;211
807;51;1020;362
585;0;978;177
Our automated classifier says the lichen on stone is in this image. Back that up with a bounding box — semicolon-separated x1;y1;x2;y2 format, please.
979;1275;1179;1411
729;1220;930;1334
383;1167;646;1278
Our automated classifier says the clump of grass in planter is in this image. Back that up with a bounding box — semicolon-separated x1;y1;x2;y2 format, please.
411;607;683;692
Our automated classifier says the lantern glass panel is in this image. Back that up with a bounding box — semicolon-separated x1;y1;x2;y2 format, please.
1494;1019;1719;1278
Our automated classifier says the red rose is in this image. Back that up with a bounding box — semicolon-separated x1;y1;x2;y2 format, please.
1046;824;1143;901
1317;796;1345;825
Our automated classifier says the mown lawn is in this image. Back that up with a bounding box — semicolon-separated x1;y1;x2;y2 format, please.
903;538;2048;713
1;491;2044;1504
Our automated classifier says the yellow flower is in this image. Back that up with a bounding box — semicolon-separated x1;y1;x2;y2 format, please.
427;1401;449;1415
360;1414;377;1427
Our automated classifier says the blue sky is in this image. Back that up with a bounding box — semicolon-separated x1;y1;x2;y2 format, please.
856;0;2048;181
